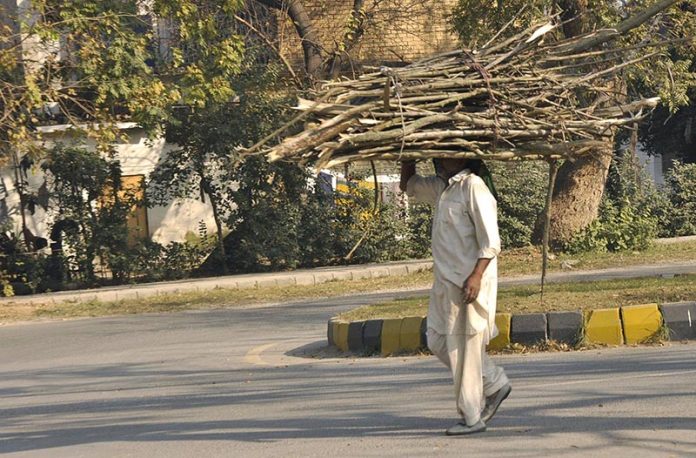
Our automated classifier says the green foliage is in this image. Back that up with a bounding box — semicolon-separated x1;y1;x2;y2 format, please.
296;185;340;267
223;156;432;272
0;230;14;296
659;161;696;236
0;228;53;295
489;162;547;248
363;204;417;262
332;187;411;264
127;239;213;281
0;227;211;296
565;198;657;253
450;0;549;49
149;103;237;272
150;0;245;107
202;65;312;272
40;144;147;284
224;156;305;272
565;153;659;253
640;101;696;164
37;142;219;285
404;203;433;259
149;52;291;273
1;0;245;163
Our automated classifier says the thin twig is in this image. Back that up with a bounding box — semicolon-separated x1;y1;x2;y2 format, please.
541;159;559;303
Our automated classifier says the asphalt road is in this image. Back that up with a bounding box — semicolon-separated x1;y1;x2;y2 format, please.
1;291;696;457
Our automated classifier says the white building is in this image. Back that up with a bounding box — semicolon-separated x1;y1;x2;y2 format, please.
0;124;218;246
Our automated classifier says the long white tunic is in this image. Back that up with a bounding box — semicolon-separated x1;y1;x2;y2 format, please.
406;169;501;339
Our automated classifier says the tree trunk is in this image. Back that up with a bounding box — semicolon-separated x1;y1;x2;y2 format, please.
533;0;600;247
208;192;230;275
253;0;324;78
535;0;681;247
534;149;613;247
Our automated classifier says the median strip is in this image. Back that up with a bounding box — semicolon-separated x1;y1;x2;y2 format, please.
328;275;696;355
328;300;695;356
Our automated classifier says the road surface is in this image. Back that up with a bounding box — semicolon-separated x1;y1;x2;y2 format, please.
1;291;695;457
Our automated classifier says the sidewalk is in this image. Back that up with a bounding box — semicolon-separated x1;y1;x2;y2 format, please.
2;257;695;306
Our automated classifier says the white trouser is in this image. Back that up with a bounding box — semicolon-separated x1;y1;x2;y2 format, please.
427;328;509;425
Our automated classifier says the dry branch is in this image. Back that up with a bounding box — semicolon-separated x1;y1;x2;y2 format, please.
243;5;685;167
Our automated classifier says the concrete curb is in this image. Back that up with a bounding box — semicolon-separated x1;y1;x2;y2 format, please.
327;301;695;356
547;311;583;345
660;302;696;341
0;259;435;306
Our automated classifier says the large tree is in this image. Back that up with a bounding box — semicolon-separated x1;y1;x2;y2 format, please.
452;0;696;247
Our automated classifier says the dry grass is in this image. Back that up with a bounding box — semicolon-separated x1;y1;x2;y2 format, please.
337;274;696;321
0;271;433;324
498;239;696;277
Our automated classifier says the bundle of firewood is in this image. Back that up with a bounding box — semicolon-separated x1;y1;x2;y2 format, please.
247;16;672;168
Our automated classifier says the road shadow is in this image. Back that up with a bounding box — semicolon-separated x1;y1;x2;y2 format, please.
284;339;344;359
2;346;696;454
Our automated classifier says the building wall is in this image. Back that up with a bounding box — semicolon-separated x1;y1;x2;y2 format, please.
109;129;219;244
277;0;459;69
636;145;665;186
0;127;218;246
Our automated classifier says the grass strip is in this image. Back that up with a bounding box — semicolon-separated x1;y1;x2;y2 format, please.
1;239;694;324
498;239;696;277
0;271;434;323
337;274;696;321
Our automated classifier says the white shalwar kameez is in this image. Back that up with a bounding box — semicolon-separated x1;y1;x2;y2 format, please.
407;169;509;426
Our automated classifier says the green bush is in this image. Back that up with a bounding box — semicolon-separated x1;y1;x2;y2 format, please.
115;239;212;282
660;161;696;236
489;162;547;248
297;188;340;267
565;153;659;253
0;230;56;295
42;144;136;284
405;203;433;259
326;184;431;265
565;198;658;253
224;157;305;273
344;202;412;264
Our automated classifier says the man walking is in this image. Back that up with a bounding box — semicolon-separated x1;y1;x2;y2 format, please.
400;158;511;436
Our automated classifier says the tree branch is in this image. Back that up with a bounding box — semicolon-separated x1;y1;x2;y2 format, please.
560;0;680;53
232;13;303;87
327;0;367;78
252;0;324;78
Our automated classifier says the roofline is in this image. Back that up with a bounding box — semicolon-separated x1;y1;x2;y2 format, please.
36;122;140;134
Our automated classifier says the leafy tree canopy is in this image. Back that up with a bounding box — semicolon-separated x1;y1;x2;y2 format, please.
0;0;245;159
451;0;696;111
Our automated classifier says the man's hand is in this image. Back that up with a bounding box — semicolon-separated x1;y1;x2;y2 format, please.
463;257;493;304
463;272;482;304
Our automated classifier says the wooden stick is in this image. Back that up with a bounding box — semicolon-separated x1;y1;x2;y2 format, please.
541;159;559;303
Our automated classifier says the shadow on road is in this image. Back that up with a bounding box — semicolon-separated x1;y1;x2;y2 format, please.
2;345;696;454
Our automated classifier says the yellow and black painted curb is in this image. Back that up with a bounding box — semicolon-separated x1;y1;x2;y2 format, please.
327;301;696;356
